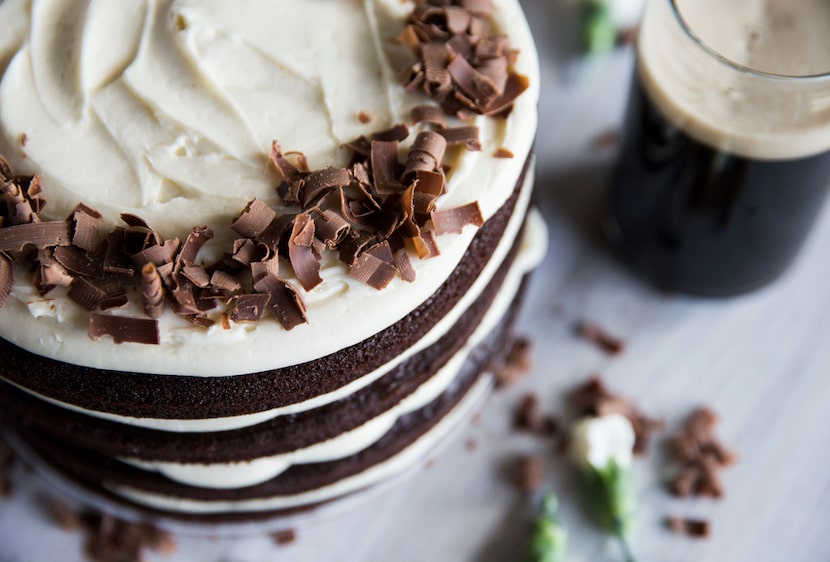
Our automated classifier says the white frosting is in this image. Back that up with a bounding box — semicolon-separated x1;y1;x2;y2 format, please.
109;372;493;514
0;0;539;376
117;209;546;489
639;0;830;160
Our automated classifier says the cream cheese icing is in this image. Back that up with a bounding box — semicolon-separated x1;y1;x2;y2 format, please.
117;209;547;489
0;0;539;376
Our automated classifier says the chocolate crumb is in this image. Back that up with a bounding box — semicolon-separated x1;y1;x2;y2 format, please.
574;320;625;355
47;499;83;531
493;147;514;158
515;455;544;492
569;377;663;455
669;407;737;499
494;336;532;388
19;133;27;147
666;516;710;538
465;438;478;452
272;528;297;546
357;111;373;124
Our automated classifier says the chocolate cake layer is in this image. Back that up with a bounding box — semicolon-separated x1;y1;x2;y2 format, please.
0;156;530;420
16;280;526;519
0;222;524;463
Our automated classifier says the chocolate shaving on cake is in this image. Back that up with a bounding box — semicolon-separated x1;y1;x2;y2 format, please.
70;203;102;252
53;246;103;278
141;263;165;319
252;274;307;330
68;277;109;311
270;140;308;184
438;126;482;151
88;312;160;345
371;140;403;194
228;293;271;323
411;104;447;128
569;377;663;455
574;320;625;355
404;131;447;179
669;407;737;498
210;270;243;296
0;221;71;252
394;249;416;282
404;1;527;116
372;123;410;142
0;255;12;309
131;238;180;270
288;212;323;291
431;201;483;235
302;167;351;208
232;199;277;239
348;251;398;290
312;209;351;248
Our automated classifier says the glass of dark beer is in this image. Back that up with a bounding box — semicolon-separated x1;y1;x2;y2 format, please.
605;0;830;296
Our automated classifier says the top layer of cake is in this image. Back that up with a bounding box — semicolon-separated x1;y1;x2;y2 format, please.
0;0;539;376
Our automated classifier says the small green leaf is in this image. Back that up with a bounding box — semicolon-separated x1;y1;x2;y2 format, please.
582;0;617;54
582;460;636;537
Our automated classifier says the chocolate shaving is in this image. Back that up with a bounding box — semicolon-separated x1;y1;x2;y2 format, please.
357;110;373;124
70;203;102;252
181;265;210;288
393;249;416;282
431;201;483;235
370;140;402;194
302;167;350;208
37;248;72;288
2;175;41;225
270;140;307;183
53;245;103;278
494;147;514;158
178;226;212;266
88;313;159;344
131;238;181;269
495;336;532;387
348;251;398;290
228;293;271;323
669;408;737;498
102;230;133;276
251;257;281;285
232;238;262;266
232;199;277;239
410;104;447;127
272;529;297;546
252;275;307;330
569;377;663;455
666;517;710;539
404;131;447;179
515;454;544;492
371;123;410;142
209;270;242;296
438;126;482;151
99;278;128;310
574;320;625;355
139;263;164;319
447;54;500;108
312;209;350;248
0;255;12;308
288;213;322;291
481;71;529;116
68;277;108;311
411;229;441;259
0;221;71;252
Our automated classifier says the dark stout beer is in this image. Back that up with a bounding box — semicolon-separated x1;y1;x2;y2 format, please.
606;0;830;295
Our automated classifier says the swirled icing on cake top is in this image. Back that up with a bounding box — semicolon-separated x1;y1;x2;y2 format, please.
0;0;539;375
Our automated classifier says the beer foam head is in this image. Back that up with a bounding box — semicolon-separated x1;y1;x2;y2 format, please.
638;0;830;160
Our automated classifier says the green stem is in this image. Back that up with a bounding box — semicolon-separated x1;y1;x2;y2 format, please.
616;531;637;562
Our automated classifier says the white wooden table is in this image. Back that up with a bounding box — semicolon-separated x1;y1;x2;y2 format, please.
3;1;830;560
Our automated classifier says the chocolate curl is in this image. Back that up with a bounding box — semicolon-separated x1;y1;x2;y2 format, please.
312;209;350;249
37;248;73;289
370;140;402;195
413;170;445;216
404;131;447;180
438;126;482;151
447;55;500;108
410;105;447;128
481;72;530;116
252;274;307;330
0;255;12;308
371;123;410;142
131;238;181;270
421;42;453;97
232;199;275;239
301;167;350;209
141;263;164;319
288;213;322;291
69;203;102;252
270;140;307;183
431;202;484;234
2;177;39;225
348;251;398;290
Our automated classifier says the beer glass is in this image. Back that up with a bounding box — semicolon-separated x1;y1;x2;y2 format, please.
605;0;830;296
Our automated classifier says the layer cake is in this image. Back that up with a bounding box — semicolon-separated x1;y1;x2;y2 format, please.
0;0;544;520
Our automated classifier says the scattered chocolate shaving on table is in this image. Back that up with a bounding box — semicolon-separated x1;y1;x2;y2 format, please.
494;335;532;387
513;393;559;437
272;528;298;546
465;438;478;451
669;407;737;498
47;499;83;531
574;320;625;355
569;377;663;455
666;516;710;538
493;147;514;158
515;454;544;492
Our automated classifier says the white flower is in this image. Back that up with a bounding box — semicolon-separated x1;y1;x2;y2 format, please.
569;413;635;471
